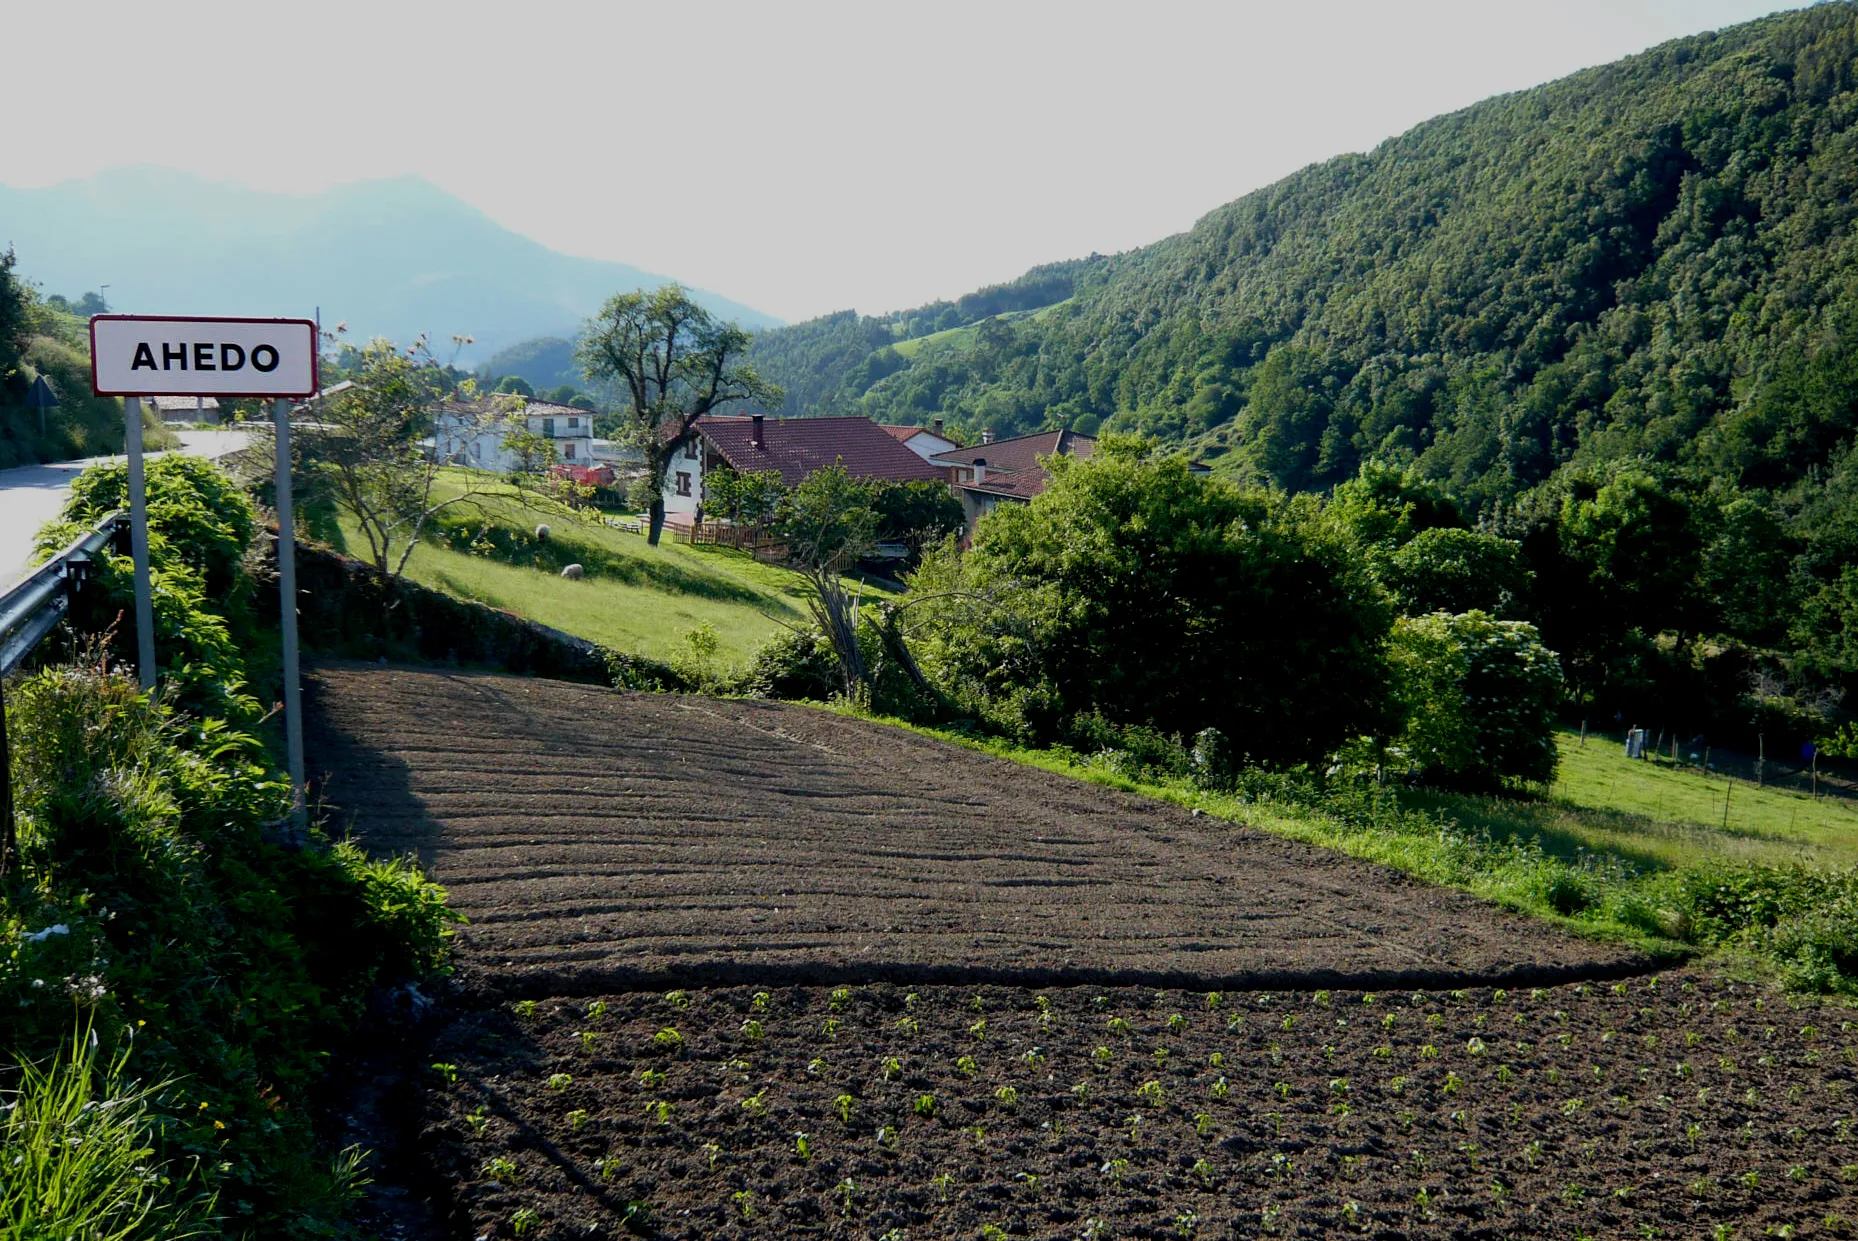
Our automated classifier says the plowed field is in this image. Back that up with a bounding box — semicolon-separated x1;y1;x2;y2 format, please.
303;665;1853;1241
304;664;1642;996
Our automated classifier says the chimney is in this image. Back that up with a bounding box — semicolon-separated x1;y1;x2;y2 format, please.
932;417;944;438
973;457;986;484
981;428;994;444
751;413;765;449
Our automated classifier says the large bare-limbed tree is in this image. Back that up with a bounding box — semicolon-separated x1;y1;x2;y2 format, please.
577;285;780;545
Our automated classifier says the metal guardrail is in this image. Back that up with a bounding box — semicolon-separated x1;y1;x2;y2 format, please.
0;511;125;677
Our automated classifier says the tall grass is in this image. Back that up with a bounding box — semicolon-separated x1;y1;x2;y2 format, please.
0;1024;213;1240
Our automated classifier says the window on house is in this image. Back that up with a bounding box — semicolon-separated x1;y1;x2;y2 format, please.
684;439;699;460
542;418;556;437
675;471;692;496
567;416;579;429
563;441;576;459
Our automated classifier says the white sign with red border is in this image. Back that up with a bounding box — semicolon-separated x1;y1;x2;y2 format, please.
90;315;319;398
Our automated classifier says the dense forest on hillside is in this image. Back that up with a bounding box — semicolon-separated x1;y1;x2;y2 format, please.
743;5;1858;747
753;6;1858;503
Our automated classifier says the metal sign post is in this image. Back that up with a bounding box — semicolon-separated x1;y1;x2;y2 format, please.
273;398;306;828
123;396;158;690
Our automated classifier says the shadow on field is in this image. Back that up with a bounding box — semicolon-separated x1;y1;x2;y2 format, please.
303;672;446;873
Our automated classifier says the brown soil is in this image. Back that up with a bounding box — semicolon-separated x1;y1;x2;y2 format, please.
424;975;1858;1240
304;664;1644;996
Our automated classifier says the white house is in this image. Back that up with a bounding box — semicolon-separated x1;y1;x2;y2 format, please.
149;395;220;425
882;420;959;461
433;398;596;473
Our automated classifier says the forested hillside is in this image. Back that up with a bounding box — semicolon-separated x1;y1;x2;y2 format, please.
750;5;1858;509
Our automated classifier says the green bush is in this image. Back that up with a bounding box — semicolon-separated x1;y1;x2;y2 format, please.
741;625;840;701
1389;610;1563;789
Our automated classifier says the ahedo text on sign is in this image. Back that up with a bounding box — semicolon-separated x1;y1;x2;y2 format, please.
90;315;318;398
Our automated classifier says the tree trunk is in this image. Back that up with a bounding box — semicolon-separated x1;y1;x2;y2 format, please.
648;497;667;546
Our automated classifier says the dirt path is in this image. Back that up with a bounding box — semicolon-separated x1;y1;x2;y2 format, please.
306;664;1645;996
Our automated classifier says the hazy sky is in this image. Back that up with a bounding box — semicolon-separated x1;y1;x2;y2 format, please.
9;0;1803;322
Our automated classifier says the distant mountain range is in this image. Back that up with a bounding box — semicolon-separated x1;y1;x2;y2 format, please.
0;167;778;363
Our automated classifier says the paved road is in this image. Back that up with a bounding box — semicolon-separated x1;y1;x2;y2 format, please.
0;429;251;590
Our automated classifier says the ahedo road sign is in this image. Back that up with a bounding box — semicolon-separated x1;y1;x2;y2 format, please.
90;314;318;398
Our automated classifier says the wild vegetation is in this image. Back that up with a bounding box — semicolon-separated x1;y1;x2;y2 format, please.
2;457;458;1237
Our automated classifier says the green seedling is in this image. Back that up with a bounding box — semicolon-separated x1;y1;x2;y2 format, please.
740;1089;767;1117
1167;1013;1188;1033
994;1085;1018;1109
969;993;986;1012
829;987;851;1011
664;990;689;1010
1152;1046;1170;1067
1137;1079;1165;1105
881;1056;903;1080
821;1018;841;1039
466;1105;490;1137
566;1108;588;1131
1101;1157;1130;1184
967;1019;987;1041
1193;1111;1214;1136
511;1207;540;1237
702;1141;722;1168
545;1073;572;1092
955;1055;978;1076
740;1018;764;1040
1107;1017;1132;1036
793;1131;812;1162
638;1067;667;1088
1227;1013;1245;1033
751;991;771;1011
931;1171;953;1201
896;1015;920;1035
914;1093;936;1118
644;1099;673;1125
731;1190;753;1220
806;1057;827;1076
835;1093;855;1123
1192;1156;1216;1186
1206;991;1223;1010
1092;1045;1113;1066
1022;1046;1046;1066
514;1000;538;1019
1208;1051;1224;1067
1072;1080;1090;1103
481;1155;519;1180
835;1177;857;1215
652;1027;683;1052
1211;1076;1229;1100
586;1000;608;1020
875;1125;898;1148
1176;1208;1201;1236
432;1062;459;1084
595;1156;620;1182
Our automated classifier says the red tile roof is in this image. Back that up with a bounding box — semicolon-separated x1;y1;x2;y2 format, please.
881;424;920;442
933;429;1095;473
696;415;947;487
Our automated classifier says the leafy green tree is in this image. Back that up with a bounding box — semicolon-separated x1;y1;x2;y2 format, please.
1389;611;1563;788
0;247;28;395
1385;527;1529;617
493;374;536;397
704;466;785;526
871;479;964;549
911;439;1393;763
578;285;780;544
294;338;498;626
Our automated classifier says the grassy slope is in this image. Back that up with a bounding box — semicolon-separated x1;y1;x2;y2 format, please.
1412;730;1858;873
330;477;816;665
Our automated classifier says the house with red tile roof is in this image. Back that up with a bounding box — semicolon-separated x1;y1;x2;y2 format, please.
931;429;1097;535
663;413;948;530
